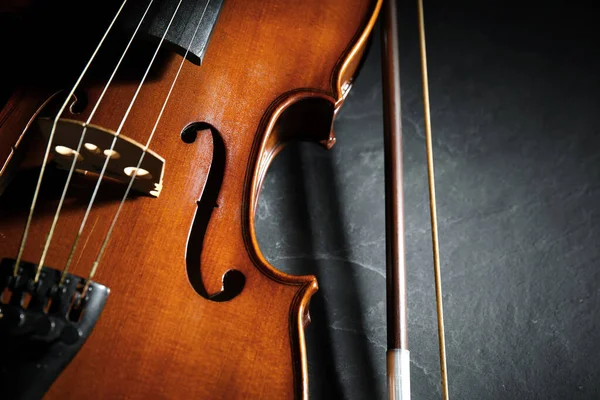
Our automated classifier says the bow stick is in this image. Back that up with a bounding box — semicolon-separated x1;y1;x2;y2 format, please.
381;0;449;398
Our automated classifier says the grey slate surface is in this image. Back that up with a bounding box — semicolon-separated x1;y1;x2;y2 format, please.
255;3;600;400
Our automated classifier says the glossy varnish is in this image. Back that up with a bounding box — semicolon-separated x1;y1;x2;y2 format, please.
0;0;381;398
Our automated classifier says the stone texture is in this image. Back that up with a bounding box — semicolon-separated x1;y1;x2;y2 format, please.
255;3;599;399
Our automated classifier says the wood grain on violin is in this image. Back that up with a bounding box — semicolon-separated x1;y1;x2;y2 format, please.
0;0;381;398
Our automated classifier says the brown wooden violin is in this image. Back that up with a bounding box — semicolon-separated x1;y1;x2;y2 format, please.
0;0;383;398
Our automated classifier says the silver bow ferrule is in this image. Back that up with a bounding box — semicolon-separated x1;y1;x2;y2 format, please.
387;348;411;400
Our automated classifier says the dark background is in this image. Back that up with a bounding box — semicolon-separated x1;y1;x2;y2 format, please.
256;2;600;399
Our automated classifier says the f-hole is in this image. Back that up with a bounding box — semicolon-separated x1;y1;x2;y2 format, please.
181;122;245;302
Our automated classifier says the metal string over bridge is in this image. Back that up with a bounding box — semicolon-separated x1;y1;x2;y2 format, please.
13;0;131;279
58;0;185;283
417;0;450;398
55;0;157;285
83;0;214;290
32;0;157;285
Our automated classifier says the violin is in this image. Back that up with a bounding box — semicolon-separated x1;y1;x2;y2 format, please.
0;0;383;398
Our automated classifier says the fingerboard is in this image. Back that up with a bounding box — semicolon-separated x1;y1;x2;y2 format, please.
121;0;225;65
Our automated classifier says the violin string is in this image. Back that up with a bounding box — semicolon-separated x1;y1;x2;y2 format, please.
33;0;157;285
59;0;185;283
14;0;130;279
417;0;449;398
83;0;213;290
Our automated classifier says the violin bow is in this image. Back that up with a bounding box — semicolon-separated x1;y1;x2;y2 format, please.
381;0;449;399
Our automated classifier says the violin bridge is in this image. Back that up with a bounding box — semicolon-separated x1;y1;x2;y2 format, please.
37;118;165;197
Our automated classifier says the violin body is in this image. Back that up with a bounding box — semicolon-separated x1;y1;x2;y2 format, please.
0;0;380;398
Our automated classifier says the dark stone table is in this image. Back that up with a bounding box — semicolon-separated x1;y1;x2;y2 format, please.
255;3;600;399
